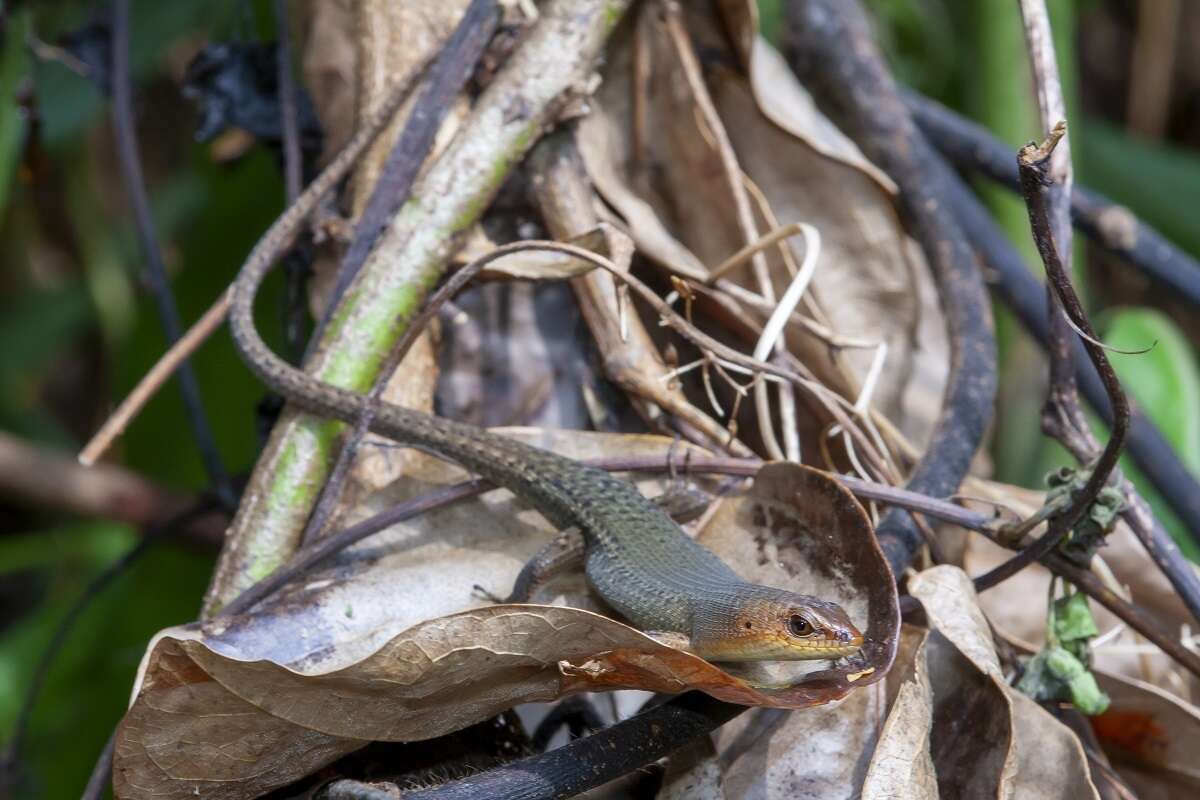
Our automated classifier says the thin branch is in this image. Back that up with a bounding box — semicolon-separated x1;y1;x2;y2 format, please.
1;431;225;548
79;732;114;800
905;91;1200;310
78;289;231;467
1017;127;1131;571
273;0;302;203
916;123;1200;621
1018;0;1073;254
109;0;231;504
275;0;309;361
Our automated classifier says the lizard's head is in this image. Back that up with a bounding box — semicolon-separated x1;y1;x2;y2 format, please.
689;586;863;662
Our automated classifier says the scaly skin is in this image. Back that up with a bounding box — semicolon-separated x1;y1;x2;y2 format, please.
229;243;863;662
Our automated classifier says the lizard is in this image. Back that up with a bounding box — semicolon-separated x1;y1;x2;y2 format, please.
224;100;863;661
228;246;864;660
229;256;863;660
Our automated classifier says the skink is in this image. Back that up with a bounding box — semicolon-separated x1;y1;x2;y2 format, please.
229;243;863;662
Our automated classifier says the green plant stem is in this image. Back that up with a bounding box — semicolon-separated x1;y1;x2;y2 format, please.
203;0;632;615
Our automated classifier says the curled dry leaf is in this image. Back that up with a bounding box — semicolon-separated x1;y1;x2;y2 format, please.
860;626;937;800
908;565;1100;799
1092;668;1200;797
114;436;896;800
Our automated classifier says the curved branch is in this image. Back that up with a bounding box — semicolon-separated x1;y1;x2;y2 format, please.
905;92;1200;309
783;0;998;574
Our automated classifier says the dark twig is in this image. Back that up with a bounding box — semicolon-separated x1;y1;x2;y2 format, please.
109;0;232;507
298;0;498;546
904;92;1200;309
273;0;302;204
79;732;115;800
927;146;1200;622
400;692;742;800
309;0;499;347
783;0;998;575
274;0;311;361
1017;126;1131;562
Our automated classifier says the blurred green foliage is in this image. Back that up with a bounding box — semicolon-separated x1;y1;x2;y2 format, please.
1;1;279;796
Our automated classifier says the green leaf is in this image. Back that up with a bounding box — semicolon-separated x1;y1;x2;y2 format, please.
1017;645;1110;715
0;523;212;799
1104;309;1200;470
1052;591;1100;644
1105;308;1200;561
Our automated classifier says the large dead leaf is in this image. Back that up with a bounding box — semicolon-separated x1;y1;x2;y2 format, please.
114;434;896;799
909;565;1099;799
860;627;937;799
576;5;948;446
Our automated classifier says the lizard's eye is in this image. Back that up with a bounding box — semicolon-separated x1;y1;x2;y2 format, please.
788;614;813;637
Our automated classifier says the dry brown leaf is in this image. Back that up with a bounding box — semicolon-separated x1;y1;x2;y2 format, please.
703;47;947;447
1092;668;1200;797
860;627;937;799
115;435;896;799
1009;690;1100;800
576;5;948;448
909;565;1099;799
